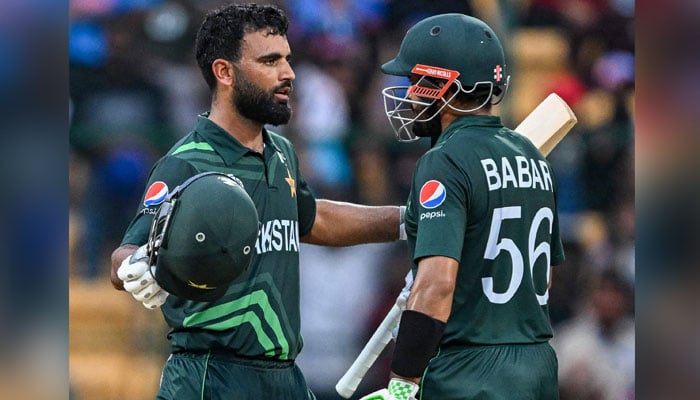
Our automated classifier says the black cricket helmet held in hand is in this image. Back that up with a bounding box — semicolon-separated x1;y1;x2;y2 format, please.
381;13;509;141
146;172;259;302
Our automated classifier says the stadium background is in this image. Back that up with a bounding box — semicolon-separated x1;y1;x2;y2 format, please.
68;1;636;399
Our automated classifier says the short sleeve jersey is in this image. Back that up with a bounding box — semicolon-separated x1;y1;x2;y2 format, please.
404;115;565;347
121;114;317;361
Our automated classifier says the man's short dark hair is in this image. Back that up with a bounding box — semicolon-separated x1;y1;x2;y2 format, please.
195;3;289;90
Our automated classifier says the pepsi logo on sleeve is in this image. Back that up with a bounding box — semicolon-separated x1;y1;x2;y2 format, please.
419;180;446;209
144;181;169;206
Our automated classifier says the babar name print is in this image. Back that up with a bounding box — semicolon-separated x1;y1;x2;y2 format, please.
480;156;553;192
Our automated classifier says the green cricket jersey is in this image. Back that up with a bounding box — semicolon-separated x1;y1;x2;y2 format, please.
404;115;565;347
122;113;317;361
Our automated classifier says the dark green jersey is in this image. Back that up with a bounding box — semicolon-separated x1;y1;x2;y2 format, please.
404;115;565;347
122;114;317;361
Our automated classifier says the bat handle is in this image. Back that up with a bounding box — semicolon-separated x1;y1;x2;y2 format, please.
335;303;403;399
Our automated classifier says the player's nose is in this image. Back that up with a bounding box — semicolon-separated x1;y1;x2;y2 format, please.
280;60;295;82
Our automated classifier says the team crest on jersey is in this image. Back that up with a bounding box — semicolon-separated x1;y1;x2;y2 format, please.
419;180;446;209
144;181;169;206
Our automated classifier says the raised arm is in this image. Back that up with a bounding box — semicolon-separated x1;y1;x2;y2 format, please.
301;199;401;246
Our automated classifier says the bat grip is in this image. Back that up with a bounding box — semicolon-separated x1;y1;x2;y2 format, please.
335;303;403;399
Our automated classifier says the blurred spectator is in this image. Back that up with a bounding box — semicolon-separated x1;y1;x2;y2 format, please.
548;242;587;325
289;60;354;199
579;87;633;214
552;268;635;400
69;2;214;281
297;242;401;399
287;0;386;46
80;142;155;278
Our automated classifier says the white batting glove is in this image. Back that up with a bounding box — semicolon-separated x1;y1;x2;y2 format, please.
117;244;169;309
392;272;414;340
396;272;413;310
359;378;419;400
398;206;407;240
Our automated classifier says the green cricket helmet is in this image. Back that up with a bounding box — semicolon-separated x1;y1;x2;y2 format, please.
146;172;259;302
381;13;509;141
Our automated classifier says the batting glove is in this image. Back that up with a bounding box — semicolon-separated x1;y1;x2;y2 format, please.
392;272;414;340
359;378;419;400
117;244;169;309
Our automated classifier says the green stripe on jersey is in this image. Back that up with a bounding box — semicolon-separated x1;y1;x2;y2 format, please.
172;142;215;155
205;311;276;357
183;289;290;359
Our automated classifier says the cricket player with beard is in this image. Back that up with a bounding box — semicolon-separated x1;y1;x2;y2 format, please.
109;4;403;399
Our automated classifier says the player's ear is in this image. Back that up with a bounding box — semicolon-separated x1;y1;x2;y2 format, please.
212;58;234;87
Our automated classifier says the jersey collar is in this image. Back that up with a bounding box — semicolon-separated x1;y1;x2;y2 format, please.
435;115;503;146
194;112;283;165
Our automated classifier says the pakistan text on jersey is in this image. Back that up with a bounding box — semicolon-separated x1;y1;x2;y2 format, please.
480;156;553;192
255;219;300;254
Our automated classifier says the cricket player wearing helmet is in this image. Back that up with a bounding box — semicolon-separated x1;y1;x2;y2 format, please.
361;14;565;400
110;4;403;399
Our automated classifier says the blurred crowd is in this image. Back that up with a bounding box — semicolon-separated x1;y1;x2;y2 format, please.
69;0;635;399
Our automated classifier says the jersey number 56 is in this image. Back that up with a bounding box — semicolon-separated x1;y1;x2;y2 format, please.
482;206;553;305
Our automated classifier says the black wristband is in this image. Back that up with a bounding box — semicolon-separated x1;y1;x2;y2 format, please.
391;310;446;378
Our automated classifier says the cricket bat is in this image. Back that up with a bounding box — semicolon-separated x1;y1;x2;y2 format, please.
513;93;577;156
335;92;577;399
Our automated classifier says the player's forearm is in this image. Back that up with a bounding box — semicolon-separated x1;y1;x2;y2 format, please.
383;257;455;382
302;199;401;246
407;256;458;322
110;244;139;290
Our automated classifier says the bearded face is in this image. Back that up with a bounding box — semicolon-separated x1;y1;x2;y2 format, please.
231;67;293;126
410;101;442;140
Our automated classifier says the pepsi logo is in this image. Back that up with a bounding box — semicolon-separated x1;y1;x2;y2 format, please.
419;180;446;209
144;181;169;207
